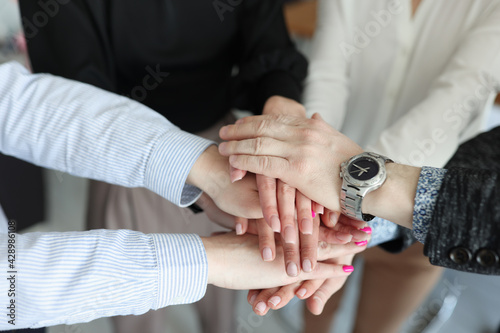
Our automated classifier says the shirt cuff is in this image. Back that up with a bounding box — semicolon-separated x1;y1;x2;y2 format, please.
144;130;215;207
412;166;447;243
152;234;208;309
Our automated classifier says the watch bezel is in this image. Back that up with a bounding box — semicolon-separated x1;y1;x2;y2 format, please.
341;153;388;189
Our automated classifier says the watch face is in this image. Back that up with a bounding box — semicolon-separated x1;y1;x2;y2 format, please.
348;157;380;181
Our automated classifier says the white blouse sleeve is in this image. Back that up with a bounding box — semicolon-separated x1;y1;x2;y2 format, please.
302;0;350;129
367;1;500;167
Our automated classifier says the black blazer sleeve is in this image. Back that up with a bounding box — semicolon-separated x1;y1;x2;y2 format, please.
423;126;500;274
19;0;117;92
231;0;308;112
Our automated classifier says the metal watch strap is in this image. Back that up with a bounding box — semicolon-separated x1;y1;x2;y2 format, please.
340;184;376;221
340;154;393;222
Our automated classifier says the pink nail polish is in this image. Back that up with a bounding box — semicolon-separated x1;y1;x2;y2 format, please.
355;240;368;247
359;227;372;234
343;265;354;273
312;211;316;218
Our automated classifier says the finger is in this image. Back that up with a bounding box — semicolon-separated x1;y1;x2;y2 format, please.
297;194;320;273
278;181;300;277
295;278;327;300
317;240;368;261
246;219;259;235
247;290;260;307
337;214;367;229
332;223;370;243
296;192;313;235
307;262;354;281
228;155;289;181
257;218;276;262
318;226;353;244
256;175;280;232
306;277;349;315
219;137;292;158
230;166;247;183
235;216;248;236
266;282;302;310
219;115;300;141
252;287;280;316
312;203;324;215
321;209;340;228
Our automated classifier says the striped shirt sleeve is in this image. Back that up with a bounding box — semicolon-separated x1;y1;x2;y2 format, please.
0;229;207;329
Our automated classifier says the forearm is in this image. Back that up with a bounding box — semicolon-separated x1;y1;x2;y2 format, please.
362;163;421;230
0;229;207;329
0;62;214;206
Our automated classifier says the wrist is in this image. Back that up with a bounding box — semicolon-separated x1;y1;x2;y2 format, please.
201;237;218;286
187;145;229;198
362;163;421;229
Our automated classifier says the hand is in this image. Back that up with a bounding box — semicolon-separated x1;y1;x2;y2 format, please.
218;113;364;210
252;198;321;277
228;96;305;183
262;95;306;118
246;245;364;315
202;232;357;291
187;145;262;219
195;193;248;234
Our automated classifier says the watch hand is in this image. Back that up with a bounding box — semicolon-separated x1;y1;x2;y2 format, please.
352;164;370;177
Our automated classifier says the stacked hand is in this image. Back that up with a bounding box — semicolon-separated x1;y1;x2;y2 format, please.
188;98;372;315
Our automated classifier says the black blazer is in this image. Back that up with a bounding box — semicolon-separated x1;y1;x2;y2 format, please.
424;126;500;275
380;126;500;275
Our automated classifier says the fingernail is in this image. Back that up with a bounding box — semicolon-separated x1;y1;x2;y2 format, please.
335;233;353;242
303;259;312;273
287;262;298;277
220;127;228;137
262;247;273;261
236;223;243;235
297;288;307;298
313;296;323;308
330;211;339;225
360;227;372;234
312;210;316;218
271;215;281;233
317;206;324;215
249;294;257;305
284;226;296;244
236;118;244;124
355;240;368;247
255;301;266;314
231;175;243;183
301;219;313;235
343;265;354;273
269;296;281;307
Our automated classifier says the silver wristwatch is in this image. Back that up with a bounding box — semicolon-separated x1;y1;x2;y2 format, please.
340;152;393;221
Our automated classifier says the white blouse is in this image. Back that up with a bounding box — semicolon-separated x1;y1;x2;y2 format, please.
304;0;500;167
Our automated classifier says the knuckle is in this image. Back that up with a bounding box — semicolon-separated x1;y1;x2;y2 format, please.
284;247;298;259
256;119;268;136
253;137;264;154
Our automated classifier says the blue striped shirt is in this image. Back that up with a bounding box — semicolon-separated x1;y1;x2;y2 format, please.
0;62;212;329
